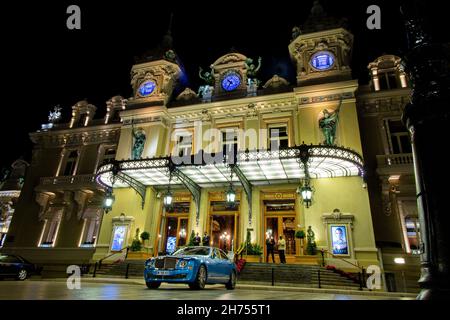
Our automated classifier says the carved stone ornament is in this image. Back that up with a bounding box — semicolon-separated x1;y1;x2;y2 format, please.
176;88;198;101
263;74;290;89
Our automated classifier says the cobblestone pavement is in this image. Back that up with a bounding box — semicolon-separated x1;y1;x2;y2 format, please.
0;280;413;300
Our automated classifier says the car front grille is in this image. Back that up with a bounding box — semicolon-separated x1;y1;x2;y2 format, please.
155;257;177;270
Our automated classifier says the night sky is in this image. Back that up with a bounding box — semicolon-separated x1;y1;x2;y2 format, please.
1;0;447;169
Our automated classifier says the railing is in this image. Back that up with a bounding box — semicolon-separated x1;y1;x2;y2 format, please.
92;246;129;278
376;153;414;167
40;174;97;186
320;249;365;290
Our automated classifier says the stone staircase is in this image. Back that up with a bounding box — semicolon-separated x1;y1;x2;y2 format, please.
238;263;362;290
93;259;145;278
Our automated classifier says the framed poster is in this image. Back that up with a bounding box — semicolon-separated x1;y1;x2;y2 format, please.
166;236;177;254
111;225;127;251
331;225;349;255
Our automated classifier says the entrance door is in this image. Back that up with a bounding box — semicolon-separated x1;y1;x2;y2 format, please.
162;216;189;254
209;214;237;252
265;216;296;261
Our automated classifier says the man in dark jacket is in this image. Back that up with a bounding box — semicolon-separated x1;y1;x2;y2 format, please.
266;237;275;263
202;232;210;246
193;233;201;246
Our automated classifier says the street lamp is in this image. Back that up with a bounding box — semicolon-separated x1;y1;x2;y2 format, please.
298;180;314;208
226;168;236;205
103;189;115;213
163;187;173;207
226;184;236;204
164;171;173;208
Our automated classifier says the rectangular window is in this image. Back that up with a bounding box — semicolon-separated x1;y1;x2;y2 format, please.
102;147;116;164
176;134;193;157
388;120;411;154
221;129;238;162
63;150;78;176
80;217;100;247
269;125;289;150
39;210;62;247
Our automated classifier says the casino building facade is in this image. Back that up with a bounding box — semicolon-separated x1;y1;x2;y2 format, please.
2;5;416;280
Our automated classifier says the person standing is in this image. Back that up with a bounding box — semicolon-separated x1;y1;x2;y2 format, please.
266;237;275;263
278;235;286;264
193;232;201;246
202;232;210;246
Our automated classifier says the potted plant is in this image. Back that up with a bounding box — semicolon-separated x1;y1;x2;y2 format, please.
140;231;150;252
295;230;306;255
130;239;142;252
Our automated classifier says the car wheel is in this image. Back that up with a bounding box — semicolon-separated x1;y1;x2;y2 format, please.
146;282;161;289
225;271;236;290
190;265;207;290
17;269;28;281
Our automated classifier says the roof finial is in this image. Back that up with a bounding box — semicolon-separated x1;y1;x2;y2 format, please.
167;12;173;35
162;13;174;49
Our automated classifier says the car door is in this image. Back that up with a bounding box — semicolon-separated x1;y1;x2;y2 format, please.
217;249;233;283
205;249;221;282
0;254;17;275
0;254;9;275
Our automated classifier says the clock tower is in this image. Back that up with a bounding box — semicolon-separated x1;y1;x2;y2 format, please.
288;1;353;86
128;22;182;108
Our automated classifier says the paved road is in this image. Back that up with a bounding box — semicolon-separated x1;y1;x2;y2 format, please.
0;280;412;300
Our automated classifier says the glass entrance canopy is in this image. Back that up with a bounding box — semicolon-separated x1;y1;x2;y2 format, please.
95;145;364;189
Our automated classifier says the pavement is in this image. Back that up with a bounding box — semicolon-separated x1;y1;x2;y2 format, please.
0;276;416;300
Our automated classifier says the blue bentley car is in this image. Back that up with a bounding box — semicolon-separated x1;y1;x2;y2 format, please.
144;246;236;290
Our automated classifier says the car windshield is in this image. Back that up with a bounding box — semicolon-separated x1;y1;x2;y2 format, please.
172;247;211;256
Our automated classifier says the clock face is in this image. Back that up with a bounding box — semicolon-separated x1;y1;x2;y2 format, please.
138;80;156;96
310;51;335;71
221;73;241;91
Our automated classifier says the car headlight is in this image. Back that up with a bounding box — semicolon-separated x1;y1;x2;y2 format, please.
145;258;155;268
178;259;188;268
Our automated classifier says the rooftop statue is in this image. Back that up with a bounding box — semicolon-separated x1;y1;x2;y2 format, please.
48;106;62;123
291;26;302;41
319;98;342;146
199;66;215;86
245;57;262;79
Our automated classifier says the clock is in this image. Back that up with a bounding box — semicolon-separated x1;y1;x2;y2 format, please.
310;51;335;71
221;72;241;91
138;80;156;97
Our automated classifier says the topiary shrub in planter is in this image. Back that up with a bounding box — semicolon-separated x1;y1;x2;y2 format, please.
130;239;142;252
188;230;196;246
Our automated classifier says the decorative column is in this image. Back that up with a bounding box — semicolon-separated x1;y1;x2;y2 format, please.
401;1;450;299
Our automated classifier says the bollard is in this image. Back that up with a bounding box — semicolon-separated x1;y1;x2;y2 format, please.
318;269;321;288
93;262;97;278
271;267;274;286
358;272;363;290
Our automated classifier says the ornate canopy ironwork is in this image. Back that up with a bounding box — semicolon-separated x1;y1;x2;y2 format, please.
95;144;365;223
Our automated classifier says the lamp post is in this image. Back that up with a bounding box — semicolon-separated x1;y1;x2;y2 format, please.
298;181;313;208
103;189;115;213
401;0;450;299
226;169;236;206
297;144;314;208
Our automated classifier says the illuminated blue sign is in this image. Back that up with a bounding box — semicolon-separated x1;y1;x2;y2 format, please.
310;51;335;71
138;80;156;96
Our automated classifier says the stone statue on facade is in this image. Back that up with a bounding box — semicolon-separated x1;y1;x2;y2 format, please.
198;66;215;102
198;85;214;102
245;57;262;79
131;124;146;160
291;26;302;41
319;98;342;146
199;66;215;86
48;106;62;123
